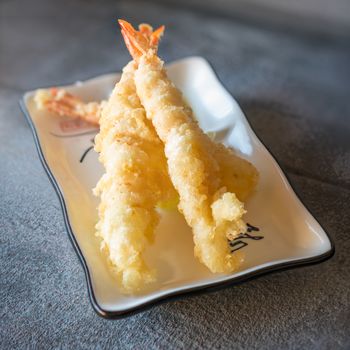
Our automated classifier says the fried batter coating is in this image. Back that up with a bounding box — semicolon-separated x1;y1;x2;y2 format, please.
214;143;258;202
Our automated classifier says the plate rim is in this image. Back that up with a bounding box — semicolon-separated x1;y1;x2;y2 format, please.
19;56;335;319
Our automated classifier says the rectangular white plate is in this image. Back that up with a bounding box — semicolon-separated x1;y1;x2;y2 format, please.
21;57;334;318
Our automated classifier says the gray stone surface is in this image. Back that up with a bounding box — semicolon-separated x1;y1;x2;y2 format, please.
1;0;349;348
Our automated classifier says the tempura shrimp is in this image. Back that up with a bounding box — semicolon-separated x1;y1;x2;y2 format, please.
94;57;180;293
34;22;258;285
119;20;258;273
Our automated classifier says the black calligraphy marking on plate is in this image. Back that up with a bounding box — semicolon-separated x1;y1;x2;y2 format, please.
80;146;94;163
229;223;263;253
49;130;96;163
80;138;95;163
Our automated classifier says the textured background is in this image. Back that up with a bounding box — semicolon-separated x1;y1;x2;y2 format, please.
1;0;349;348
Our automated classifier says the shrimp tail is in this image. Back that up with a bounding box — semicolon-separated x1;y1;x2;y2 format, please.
118;19;164;61
34;88;101;126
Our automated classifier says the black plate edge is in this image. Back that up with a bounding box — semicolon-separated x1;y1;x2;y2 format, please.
19;62;335;319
